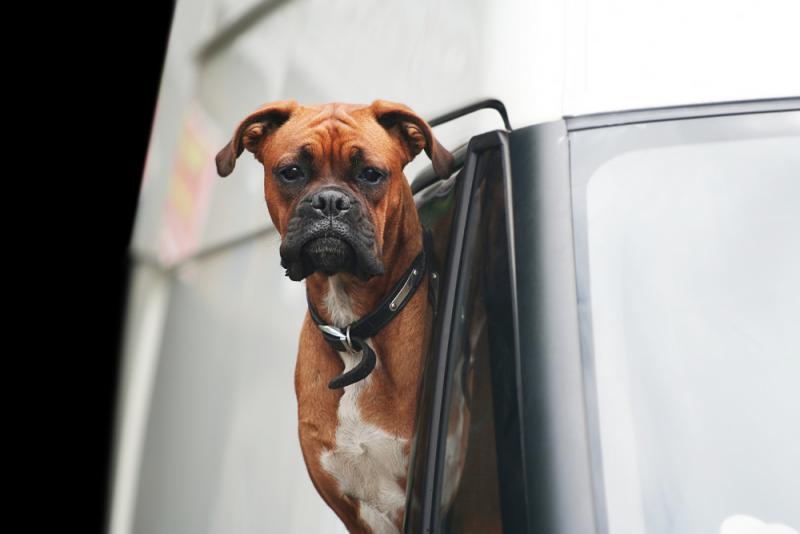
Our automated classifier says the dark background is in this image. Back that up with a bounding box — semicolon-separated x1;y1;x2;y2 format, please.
35;3;177;532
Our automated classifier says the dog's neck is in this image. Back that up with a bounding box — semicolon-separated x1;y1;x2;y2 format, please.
304;192;422;328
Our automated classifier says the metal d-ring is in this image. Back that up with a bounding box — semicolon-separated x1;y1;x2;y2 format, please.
343;325;357;354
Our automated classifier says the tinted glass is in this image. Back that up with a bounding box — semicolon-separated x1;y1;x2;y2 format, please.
407;140;524;533
436;149;507;532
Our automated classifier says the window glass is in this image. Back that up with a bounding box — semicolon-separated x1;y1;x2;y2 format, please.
436;151;507;532
407;145;520;533
573;114;800;533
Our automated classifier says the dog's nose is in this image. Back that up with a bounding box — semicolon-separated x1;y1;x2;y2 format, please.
310;188;351;217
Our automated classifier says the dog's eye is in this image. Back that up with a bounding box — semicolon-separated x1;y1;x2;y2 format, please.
357;167;385;184
279;166;304;182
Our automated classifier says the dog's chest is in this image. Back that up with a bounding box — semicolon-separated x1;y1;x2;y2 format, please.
319;277;409;533
321;373;408;533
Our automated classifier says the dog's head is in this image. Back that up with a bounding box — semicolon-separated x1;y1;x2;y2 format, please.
215;100;453;281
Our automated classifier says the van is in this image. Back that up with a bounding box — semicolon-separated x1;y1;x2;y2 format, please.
406;97;799;533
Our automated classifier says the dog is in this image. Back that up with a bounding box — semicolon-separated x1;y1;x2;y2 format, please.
215;100;453;533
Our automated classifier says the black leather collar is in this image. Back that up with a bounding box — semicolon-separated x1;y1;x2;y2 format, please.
306;229;437;389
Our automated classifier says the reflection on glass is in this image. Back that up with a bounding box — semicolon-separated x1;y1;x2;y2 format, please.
585;136;800;533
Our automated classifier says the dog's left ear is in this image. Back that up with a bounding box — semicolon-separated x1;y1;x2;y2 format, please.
370;100;454;180
215;100;299;177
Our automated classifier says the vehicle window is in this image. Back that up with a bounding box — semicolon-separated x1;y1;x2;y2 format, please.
437;150;506;532
570;111;800;533
404;168;460;533
407;142;524;533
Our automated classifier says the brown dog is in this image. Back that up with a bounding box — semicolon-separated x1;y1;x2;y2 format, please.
215;100;453;533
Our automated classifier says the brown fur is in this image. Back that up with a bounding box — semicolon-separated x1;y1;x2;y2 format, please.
216;100;453;532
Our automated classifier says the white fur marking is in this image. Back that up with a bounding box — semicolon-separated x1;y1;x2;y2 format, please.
320;275;408;533
323;274;357;327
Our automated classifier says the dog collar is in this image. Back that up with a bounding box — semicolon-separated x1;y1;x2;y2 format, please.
306;229;437;389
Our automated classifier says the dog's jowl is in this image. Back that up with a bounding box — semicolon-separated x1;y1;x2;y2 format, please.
216;100;453;533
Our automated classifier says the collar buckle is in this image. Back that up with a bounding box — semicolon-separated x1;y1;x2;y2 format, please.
318;324;346;341
317;324;359;354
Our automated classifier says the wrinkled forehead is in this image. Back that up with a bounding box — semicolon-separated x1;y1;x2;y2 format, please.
262;103;406;169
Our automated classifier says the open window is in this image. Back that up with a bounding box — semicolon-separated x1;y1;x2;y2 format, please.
406;129;526;533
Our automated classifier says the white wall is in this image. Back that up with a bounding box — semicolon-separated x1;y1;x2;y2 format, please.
111;1;800;533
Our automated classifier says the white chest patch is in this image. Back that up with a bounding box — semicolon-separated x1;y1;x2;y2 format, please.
319;276;409;534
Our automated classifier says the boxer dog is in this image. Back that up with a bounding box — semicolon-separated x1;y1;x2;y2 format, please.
215;100;453;533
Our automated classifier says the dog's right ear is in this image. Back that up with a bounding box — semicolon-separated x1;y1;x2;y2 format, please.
215;100;299;177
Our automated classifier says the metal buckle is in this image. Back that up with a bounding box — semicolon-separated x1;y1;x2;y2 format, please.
318;324;346;341
318;324;358;354
343;325;357;354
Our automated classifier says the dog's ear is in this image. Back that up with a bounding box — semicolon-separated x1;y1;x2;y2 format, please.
215;100;299;177
370;100;454;180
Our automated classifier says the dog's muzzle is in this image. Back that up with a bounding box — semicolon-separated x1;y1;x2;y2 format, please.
279;187;384;281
